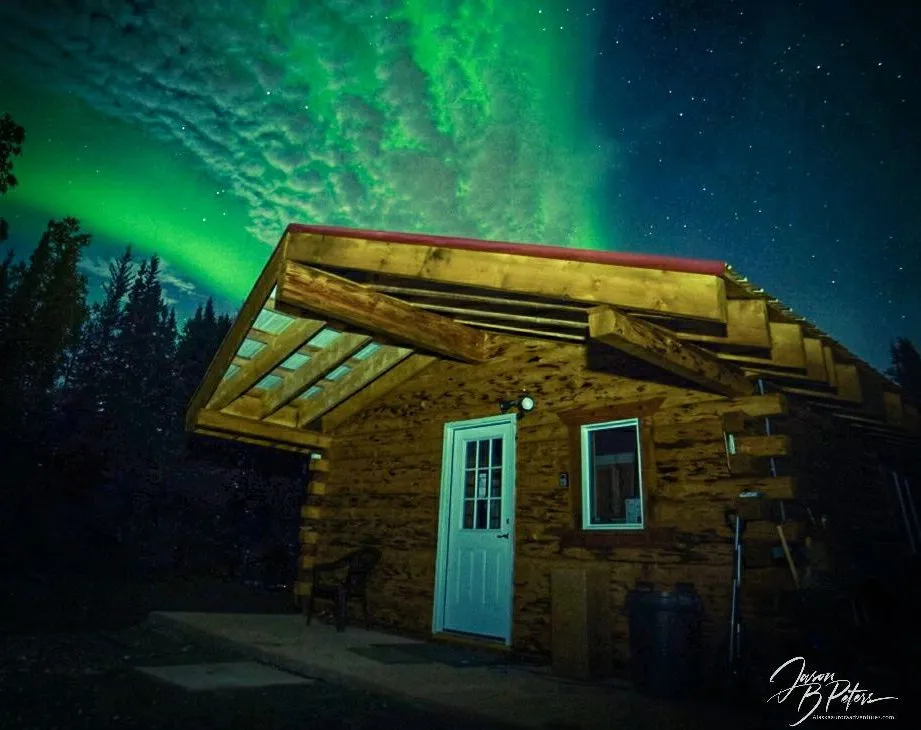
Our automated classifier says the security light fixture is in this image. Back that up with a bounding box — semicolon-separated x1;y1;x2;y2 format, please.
499;393;535;417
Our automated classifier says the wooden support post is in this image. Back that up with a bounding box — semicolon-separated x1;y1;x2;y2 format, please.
295;455;329;609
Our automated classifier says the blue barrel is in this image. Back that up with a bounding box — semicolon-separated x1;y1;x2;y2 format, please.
627;582;703;698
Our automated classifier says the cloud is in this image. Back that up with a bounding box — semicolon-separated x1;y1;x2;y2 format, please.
78;253;200;302
158;260;199;297
0;0;610;249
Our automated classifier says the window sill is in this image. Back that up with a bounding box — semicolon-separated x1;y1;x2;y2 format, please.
559;527;676;549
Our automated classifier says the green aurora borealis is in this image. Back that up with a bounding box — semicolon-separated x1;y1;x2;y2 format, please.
2;0;920;370
1;1;610;303
1;80;266;299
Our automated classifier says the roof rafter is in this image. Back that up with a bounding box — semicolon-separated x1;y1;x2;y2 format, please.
207;317;326;410
276;260;494;363
295;345;413;427
195;409;330;451
588;305;753;397
259;332;371;418
185;240;288;431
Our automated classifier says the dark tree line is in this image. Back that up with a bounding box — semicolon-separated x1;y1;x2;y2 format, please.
0;113;303;581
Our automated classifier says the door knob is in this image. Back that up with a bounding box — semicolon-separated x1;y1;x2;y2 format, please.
497;532;510;539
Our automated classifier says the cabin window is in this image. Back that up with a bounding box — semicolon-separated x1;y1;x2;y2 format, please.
581;418;644;530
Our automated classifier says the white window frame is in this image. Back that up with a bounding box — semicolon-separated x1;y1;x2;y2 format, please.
580;417;644;531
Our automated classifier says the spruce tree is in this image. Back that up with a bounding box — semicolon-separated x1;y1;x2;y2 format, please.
0;112;25;241
0;218;89;438
888;338;921;407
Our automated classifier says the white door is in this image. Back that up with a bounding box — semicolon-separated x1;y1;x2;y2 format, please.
434;415;516;643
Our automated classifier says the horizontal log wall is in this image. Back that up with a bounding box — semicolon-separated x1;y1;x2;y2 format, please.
320;335;797;665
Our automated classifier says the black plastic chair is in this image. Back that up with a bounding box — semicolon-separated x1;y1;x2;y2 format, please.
305;547;381;632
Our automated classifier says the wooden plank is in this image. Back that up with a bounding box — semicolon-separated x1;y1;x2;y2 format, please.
676;298;771;348
741;368;837;387
277;261;493;363
588;306;753;397
883;391;903;426
194;409;331;450
654;392;788;425
834;363;863;403
856;366;886;418
369;284;589;313
321;354;438;432
296;346;413;426
716;352;805;373
671;475;796;500
405;302;588;330
779;385;863;404
556;397;666;426
192;428;314;454
768;322;806;369
803;338;830;382
185;239;287;430
286;231;729;322
453;319;585;342
823;346;838;386
259;333;371;417
733;434;791;457
207;317;327;410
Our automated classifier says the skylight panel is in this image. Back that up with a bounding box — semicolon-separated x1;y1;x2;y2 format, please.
306;327;342;349
279;352;311;370
326;364;351;381
256;374;283;390
353;342;381;361
298;385;323;400
236;338;266;359
254;308;295;335
221;363;241;381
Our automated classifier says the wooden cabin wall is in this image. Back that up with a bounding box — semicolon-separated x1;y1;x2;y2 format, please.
319;334;795;666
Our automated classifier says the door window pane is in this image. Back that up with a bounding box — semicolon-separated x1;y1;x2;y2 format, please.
490;468;502;498
478;439;489;465
475;500;488;529
463;500;474;529
489;499;501;529
460;436;505;531
491;438;503;467
464;470;475;498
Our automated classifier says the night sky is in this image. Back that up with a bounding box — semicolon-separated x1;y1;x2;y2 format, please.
0;0;918;372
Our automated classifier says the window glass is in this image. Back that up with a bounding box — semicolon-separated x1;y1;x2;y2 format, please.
460;437;504;531
582;419;643;529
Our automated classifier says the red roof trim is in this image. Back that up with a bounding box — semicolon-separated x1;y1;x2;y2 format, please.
284;223;727;276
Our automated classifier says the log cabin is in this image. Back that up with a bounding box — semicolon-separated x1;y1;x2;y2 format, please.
186;223;919;677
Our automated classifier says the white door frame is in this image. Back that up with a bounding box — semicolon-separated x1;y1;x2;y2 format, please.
432;413;517;644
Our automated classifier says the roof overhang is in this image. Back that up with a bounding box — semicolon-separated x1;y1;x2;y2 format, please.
186;224;918;451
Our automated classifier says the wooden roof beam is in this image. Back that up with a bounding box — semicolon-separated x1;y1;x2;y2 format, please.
676;298;771;349
285;231;729;322
296;346;413;427
207;317;326;410
186;241;287;431
321;354;437;432
194;409;331;451
259;332;371;418
276;261;493;363
588;305;753;397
